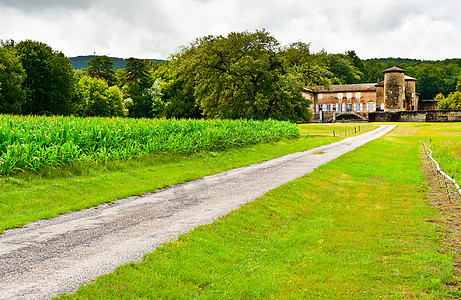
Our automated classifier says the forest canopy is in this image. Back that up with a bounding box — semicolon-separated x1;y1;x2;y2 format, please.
1;30;460;121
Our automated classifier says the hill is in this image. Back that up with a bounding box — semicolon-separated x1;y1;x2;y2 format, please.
364;57;423;65
69;56;166;70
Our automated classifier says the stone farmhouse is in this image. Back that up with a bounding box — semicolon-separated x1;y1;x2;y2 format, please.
307;66;425;122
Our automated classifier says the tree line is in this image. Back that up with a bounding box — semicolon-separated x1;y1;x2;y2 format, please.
1;31;461;121
360;57;461;109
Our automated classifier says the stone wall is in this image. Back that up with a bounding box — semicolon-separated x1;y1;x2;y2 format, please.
369;110;461;122
419;100;440;111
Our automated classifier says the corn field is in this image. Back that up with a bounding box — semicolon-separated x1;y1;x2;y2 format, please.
0;115;300;175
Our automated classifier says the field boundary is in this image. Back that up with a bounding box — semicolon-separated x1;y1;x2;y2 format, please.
423;142;461;196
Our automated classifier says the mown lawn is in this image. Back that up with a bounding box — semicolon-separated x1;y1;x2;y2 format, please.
0;123;376;233
57;124;461;299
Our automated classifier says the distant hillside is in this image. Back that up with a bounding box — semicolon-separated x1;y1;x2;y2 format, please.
364;58;423;65
70;56;166;70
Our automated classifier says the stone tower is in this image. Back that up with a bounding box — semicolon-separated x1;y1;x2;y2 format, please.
383;66;406;111
405;76;417;111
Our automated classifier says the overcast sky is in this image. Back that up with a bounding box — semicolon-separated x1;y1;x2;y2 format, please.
0;0;459;60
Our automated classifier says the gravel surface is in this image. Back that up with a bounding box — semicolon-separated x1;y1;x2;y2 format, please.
0;125;395;300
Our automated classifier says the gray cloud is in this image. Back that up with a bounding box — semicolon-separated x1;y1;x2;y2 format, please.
0;0;460;60
0;0;94;11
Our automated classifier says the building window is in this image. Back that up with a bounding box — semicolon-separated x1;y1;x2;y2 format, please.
318;94;323;100
346;104;352;112
356;92;361;99
326;104;331;111
322;104;327;111
337;93;343;99
354;103;363;112
381;103;385;110
347;93;352;99
367;102;376;112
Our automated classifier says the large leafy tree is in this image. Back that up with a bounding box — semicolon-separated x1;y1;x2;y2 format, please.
321;53;364;84
177;30;314;122
436;73;461;110
15;40;75;115
77;76;126;117
346;50;365;76
152;58;201;119
437;91;461;110
122;58;154;89
86;55;117;86
0;45;26;114
279;42;332;88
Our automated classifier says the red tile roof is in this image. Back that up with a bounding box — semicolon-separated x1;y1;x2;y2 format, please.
312;83;378;93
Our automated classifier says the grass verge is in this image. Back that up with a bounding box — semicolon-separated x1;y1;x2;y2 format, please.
0;124;376;233
389;122;461;183
57;125;460;299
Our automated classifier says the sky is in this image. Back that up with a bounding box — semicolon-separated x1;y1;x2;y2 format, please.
0;0;460;61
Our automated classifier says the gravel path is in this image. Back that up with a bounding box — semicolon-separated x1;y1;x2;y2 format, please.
0;125;395;300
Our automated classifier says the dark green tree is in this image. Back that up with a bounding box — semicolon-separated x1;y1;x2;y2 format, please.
15;40;75;115
362;60;386;83
346;50;366;76
322;53;363;84
121;58;155;118
122;58;154;89
407;63;444;99
154;58;201;118
457;73;461;92
86;55;117;86
0;45;27;114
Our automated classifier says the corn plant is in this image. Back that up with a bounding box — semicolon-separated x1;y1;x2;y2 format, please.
0;115;300;175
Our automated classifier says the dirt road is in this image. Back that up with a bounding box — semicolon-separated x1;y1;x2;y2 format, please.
0;125;395;299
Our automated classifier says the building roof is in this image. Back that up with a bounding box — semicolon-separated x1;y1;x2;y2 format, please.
404;75;417;81
383;66;407;73
312;83;377;93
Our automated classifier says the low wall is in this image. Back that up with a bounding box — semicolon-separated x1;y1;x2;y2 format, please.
368;110;461;122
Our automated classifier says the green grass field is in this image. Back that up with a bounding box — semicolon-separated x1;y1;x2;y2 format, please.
390;123;461;183
0;123;376;233
56;123;461;299
431;138;461;183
